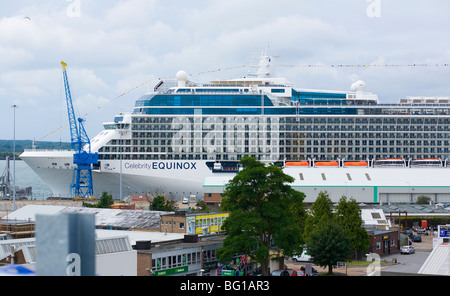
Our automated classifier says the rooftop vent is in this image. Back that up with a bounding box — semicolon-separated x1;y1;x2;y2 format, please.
135;241;152;250
184;234;198;243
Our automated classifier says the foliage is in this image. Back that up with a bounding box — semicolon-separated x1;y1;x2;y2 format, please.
0;140;71;159
303;191;334;241
83;192;114;208
164;199;178;211
303;192;368;273
334;196;370;259
307;222;353;274
150;195;166;211
192;200;210;212
395;216;450;228
149;195;178;211
216;156;306;276
416;195;431;204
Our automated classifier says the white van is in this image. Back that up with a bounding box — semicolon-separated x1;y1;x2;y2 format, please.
292;249;311;262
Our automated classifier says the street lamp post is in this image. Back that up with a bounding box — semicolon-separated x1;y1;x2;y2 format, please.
116;122;123;201
11;105;18;211
120;125;123;201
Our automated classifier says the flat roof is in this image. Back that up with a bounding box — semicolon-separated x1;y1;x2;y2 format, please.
95;229;185;245
1;205;173;230
139;234;226;255
373;203;450;216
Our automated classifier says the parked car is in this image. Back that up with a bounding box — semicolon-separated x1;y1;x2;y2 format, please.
271;270;290;276
300;266;319;276
404;229;414;239
413;234;422;242
291;269;306;276
401;245;415;254
182;197;189;204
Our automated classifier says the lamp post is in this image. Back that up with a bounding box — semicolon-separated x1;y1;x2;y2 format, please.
11;105;18;211
116;122;123;201
120;125;123;201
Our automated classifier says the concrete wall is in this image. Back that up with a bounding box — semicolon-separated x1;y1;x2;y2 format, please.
96;250;137;276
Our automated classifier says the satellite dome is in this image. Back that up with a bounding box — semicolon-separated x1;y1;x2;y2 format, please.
176;70;189;87
176;70;189;81
351;80;366;92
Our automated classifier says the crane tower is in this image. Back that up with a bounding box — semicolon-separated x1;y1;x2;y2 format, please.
61;61;98;199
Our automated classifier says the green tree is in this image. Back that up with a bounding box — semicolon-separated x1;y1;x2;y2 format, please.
416;195;431;204
303;191;333;241
149;195;178;211
307;222;353;275
83;192;114;208
164;199;178;211
334;196;370;260
217;157;306;276
150;195;165;211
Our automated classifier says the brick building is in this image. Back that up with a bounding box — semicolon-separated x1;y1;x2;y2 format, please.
367;230;400;256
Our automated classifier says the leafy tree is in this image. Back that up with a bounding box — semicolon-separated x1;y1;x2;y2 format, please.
416;195;431;204
150;195;166;211
149;195;178;211
83;192;114;208
334;196;370;260
164;199;178;211
307;222;353;275
217;156;306;276
303;191;333;241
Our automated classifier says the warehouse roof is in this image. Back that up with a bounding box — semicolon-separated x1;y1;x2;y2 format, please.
418;243;450;276
1;205;172;231
373;203;450;216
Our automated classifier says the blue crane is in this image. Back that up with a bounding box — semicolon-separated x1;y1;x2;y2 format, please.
61;61;98;199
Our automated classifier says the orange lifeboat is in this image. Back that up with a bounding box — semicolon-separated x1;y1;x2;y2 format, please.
314;161;339;167
343;161;368;167
285;161;309;167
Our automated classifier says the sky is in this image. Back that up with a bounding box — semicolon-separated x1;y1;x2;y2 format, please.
1;0;450;142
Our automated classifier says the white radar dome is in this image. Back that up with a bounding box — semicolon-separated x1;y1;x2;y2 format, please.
176;70;189;81
351;80;366;92
176;70;189;87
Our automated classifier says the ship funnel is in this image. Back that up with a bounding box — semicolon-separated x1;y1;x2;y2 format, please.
176;70;189;87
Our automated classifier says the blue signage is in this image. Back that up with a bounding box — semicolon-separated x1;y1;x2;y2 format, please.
438;225;450;238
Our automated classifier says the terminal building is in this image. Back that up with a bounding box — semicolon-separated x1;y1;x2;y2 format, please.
204;166;450;204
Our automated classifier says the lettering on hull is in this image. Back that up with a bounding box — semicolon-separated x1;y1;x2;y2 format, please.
124;162;197;170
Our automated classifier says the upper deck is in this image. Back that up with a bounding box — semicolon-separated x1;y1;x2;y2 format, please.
133;69;450;116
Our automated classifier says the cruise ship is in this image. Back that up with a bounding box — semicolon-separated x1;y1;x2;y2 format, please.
20;52;450;200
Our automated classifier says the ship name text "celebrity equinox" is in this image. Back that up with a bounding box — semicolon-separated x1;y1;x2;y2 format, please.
124;161;198;170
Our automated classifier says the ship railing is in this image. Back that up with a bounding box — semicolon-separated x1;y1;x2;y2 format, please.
283;159;450;169
23;149;72;152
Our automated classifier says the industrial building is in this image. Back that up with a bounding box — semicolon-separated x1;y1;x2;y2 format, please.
204;167;450;204
0;234;137;276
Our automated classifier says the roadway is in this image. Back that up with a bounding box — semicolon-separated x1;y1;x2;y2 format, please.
286;233;435;276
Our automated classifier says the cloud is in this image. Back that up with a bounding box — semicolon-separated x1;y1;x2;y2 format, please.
74;93;110;115
1;0;450;141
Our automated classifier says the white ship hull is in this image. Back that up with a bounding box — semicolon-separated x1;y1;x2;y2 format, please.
20;149;230;199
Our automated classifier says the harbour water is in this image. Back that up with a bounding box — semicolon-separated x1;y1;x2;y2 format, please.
0;159;52;200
